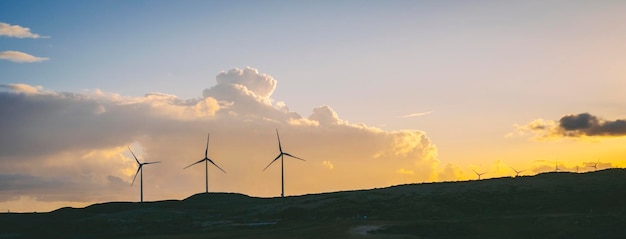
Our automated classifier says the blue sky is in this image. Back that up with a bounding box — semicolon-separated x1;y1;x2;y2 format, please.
1;1;626;212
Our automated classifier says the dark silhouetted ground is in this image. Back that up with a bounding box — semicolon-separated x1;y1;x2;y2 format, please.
1;169;625;238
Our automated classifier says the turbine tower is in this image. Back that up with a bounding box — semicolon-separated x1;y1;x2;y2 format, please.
472;169;487;180
129;147;161;203
263;129;305;198
588;159;600;171
184;133;226;193
510;167;525;177
555;160;561;172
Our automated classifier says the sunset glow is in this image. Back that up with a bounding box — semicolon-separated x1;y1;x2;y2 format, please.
1;1;625;212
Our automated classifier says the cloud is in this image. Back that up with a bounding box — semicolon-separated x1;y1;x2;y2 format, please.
322;160;334;170
529;159;620;174
0;67;439;211
436;163;468;182
511;113;626;140
0;50;49;63
1;84;43;94
215;67;276;99
309;105;343;125
0;22;48;38
396;168;414;175
559;113;626;136
0;145;135;203
400;111;432;118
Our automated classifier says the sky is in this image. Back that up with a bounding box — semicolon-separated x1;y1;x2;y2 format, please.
1;0;626;212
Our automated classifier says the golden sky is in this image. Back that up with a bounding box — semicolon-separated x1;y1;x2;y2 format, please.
1;1;626;212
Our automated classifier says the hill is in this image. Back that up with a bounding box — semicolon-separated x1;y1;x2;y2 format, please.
1;169;626;238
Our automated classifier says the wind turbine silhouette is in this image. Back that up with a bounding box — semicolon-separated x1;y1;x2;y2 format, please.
263;129;305;198
510;167;525;177
184;133;226;193
472;169;487;180
588;159;600;171
554;160;561;172
129;147;161;203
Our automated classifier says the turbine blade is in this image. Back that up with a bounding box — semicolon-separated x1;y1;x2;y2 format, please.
207;158;227;173
205;133;210;158
284;153;305;161
263;154;282;171
128;147;140;165
131;166;142;186
276;128;282;153
184;159;206;169
472;169;478;175
143;161;161;165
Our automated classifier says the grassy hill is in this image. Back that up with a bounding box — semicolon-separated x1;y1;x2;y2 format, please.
1;169;626;239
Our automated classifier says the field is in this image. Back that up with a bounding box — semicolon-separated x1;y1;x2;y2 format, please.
1;169;626;239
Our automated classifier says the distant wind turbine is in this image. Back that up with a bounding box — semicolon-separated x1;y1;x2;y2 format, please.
510;167;525;177
588;159;600;171
263;129;305;198
555;160;561;172
129;147;161;203
472;169;487;180
184;133;226;193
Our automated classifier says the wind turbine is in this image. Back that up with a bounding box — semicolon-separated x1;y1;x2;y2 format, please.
184;133;226;193
554;160;561;172
510;167;525;177
263;129;305;198
472;169;487;180
588;159;600;171
129;147;161;203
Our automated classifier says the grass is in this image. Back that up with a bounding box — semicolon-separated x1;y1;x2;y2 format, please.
1;169;625;238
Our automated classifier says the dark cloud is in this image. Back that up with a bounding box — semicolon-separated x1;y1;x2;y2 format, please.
559;113;626;137
513;113;626;139
560;113;597;131
0;90;156;157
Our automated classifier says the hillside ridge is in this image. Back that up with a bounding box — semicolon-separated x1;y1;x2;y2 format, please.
1;168;625;239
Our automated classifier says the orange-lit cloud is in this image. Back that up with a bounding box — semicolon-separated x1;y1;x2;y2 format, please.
0;84;43;94
0;50;49;63
435;163;468;182
0;22;48;39
322;160;334;170
396;168;414;175
400;111;432;118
